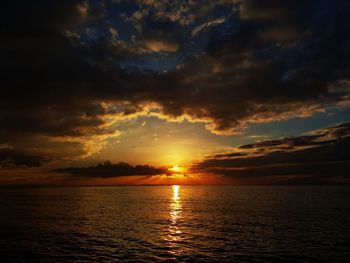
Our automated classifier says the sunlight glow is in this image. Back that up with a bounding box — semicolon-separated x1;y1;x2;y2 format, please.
172;185;180;201
170;165;180;172
168;165;187;178
164;185;183;254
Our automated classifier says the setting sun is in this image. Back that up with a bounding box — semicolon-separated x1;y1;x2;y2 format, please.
1;1;348;262
170;165;180;172
168;165;187;176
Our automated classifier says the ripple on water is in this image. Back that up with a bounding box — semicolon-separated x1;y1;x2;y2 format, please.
0;186;350;262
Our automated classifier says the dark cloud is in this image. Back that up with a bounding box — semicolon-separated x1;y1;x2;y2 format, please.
1;0;88;36
192;123;350;184
1;1;350;165
0;148;51;168
54;161;166;178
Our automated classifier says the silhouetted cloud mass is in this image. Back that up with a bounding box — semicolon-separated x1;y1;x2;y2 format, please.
0;149;51;168
192;123;350;184
55;161;165;178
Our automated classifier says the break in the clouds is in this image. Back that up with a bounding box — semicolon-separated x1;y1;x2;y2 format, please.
1;1;350;172
192;123;350;184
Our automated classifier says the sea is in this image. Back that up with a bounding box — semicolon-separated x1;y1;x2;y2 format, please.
0;185;349;262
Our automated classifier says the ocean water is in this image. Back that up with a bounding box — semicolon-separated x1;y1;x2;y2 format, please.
0;186;349;262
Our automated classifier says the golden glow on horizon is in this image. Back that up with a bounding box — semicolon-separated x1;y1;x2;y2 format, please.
167;165;187;180
171;165;180;172
169;165;183;173
98;118;218;170
163;152;188;167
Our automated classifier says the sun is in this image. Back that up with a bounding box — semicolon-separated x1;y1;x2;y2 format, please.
170;165;180;172
168;165;186;177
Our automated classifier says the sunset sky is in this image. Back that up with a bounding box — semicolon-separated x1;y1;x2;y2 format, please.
1;0;350;185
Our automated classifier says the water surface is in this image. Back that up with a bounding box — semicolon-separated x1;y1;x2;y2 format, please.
0;186;349;262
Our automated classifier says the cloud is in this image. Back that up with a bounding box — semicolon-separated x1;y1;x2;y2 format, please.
134;0;197;26
1;0;350;166
191;123;350;184
0;148;52;168
192;17;227;36
140;38;180;52
1;0;89;37
54;161;166;178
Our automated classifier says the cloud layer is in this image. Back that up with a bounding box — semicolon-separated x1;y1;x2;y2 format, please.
1;0;350;168
192;123;350;184
55;161;165;178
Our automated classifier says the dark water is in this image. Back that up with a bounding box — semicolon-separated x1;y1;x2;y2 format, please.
0;186;349;262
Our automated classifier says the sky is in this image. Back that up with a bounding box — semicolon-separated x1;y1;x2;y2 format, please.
1;0;350;185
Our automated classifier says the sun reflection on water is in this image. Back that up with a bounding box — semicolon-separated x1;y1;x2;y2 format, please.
164;185;183;254
172;185;180;201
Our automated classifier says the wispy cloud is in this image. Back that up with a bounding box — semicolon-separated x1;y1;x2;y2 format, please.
192;17;227;36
